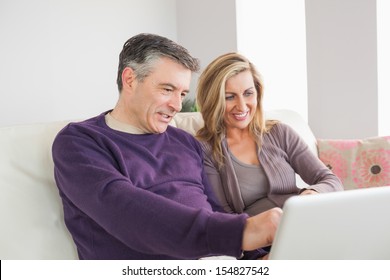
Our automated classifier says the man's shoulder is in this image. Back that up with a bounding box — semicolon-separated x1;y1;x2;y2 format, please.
166;125;202;149
166;125;196;138
55;113;107;140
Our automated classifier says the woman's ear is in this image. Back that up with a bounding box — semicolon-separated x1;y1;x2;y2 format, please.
121;67;135;91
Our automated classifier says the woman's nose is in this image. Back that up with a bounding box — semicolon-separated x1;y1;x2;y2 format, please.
236;96;247;111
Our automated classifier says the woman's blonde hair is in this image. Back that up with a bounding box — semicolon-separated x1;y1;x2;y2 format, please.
196;53;275;168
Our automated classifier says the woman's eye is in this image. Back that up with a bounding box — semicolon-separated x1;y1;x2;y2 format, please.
244;91;254;97
225;95;234;100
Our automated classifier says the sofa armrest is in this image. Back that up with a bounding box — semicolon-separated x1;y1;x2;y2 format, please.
0;121;78;259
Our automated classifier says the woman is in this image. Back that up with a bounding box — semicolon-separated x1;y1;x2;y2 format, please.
196;53;343;216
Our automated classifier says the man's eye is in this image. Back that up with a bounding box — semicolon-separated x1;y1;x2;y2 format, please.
162;88;173;95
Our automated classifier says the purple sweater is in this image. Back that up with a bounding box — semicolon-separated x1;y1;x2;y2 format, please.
52;112;248;260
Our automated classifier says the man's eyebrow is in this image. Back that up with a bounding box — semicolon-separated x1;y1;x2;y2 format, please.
159;83;175;88
160;83;190;93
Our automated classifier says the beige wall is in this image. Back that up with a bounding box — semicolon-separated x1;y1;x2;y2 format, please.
306;0;378;139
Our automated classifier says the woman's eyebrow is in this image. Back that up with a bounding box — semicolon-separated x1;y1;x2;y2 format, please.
225;87;255;94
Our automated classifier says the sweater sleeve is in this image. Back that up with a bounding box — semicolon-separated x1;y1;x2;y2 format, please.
272;123;343;193
52;124;247;259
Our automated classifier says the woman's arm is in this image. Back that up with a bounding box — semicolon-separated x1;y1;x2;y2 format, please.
201;145;236;214
276;123;343;192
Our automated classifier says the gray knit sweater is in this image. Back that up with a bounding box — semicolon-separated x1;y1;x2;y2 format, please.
200;122;343;214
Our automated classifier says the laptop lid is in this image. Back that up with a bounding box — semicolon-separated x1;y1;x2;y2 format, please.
269;186;390;260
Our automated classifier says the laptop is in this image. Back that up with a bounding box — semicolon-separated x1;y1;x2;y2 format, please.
268;186;390;260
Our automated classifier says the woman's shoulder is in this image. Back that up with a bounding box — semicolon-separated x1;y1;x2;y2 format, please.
197;139;212;154
264;120;301;144
265;120;293;135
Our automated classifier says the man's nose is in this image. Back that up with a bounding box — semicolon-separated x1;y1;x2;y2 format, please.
169;93;182;112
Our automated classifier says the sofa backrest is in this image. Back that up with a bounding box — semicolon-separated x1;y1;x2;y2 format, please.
0;110;316;259
171;110;317;156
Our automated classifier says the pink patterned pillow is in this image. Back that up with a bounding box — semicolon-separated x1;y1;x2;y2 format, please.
317;136;390;190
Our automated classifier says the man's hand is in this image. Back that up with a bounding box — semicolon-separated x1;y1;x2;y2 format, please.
241;207;282;251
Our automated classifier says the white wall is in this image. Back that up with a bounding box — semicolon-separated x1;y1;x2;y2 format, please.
177;0;309;122
305;0;378;139
176;0;238;99
181;0;383;139
236;0;308;121
1;0;386;139
0;0;177;126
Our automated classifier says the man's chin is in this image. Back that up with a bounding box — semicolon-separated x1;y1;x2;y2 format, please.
153;123;169;134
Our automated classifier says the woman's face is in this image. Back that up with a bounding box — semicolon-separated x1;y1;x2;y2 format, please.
223;70;258;132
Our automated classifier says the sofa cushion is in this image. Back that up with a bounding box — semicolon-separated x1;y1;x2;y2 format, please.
0;121;78;259
317;136;390;190
172;112;204;135
0;109;316;259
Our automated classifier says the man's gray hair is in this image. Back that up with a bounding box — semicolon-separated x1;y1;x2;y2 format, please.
116;33;200;92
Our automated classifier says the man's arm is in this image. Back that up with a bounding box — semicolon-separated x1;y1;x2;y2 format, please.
242;207;283;251
53;125;247;259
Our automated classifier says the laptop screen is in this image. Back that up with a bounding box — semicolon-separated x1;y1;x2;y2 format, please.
269;186;390;260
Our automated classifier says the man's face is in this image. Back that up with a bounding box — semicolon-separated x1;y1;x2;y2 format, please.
127;57;192;134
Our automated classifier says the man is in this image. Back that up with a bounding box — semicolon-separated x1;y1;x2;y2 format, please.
52;33;282;260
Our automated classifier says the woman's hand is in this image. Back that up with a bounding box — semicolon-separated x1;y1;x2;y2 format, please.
299;189;318;195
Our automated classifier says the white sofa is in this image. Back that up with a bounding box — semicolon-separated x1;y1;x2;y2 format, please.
0;110;316;260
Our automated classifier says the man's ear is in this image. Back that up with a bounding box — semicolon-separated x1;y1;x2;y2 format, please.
122;67;135;90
